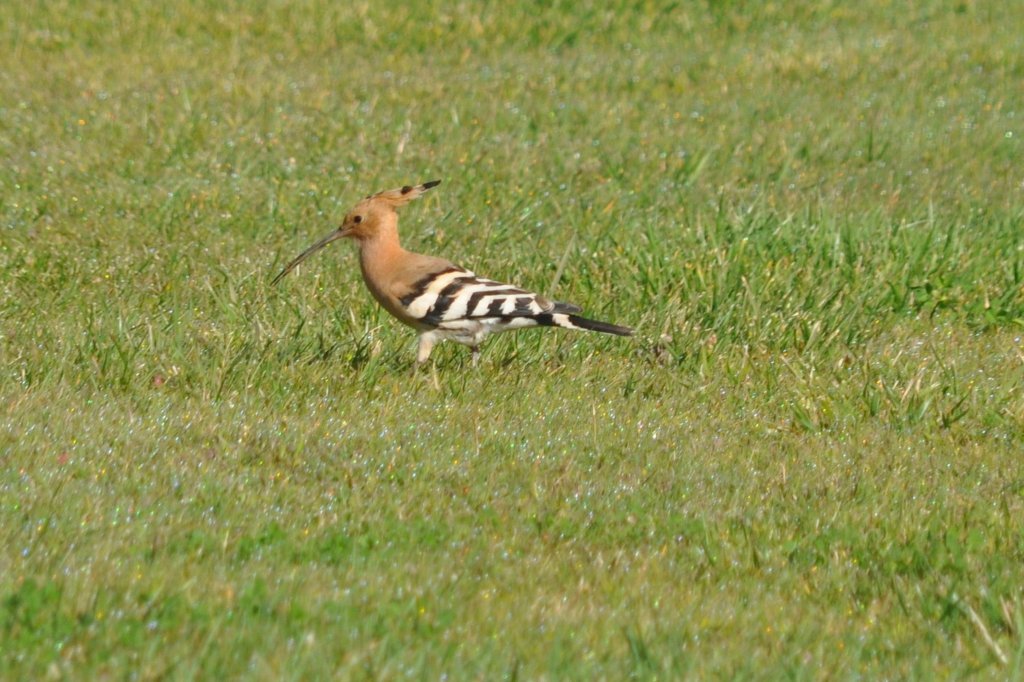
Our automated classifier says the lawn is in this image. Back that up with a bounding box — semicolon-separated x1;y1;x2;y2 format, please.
2;1;1023;678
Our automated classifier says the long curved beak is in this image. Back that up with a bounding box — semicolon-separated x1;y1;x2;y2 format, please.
271;228;347;285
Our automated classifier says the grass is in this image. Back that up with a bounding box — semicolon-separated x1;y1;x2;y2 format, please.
2;0;1024;678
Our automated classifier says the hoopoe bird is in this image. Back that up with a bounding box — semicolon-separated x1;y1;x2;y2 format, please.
272;180;632;365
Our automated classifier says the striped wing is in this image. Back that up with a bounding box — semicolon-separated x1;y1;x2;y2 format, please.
397;266;579;330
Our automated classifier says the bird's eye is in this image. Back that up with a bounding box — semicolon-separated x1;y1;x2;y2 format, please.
353;215;363;224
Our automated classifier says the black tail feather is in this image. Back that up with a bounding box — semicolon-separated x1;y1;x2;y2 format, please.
566;314;633;337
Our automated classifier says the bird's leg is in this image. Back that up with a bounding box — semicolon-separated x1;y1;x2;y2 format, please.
470;345;481;367
414;332;437;371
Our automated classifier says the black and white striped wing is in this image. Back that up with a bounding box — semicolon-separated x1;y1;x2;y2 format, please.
398;267;576;330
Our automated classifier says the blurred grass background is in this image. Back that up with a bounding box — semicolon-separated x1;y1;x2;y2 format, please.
2;1;1023;678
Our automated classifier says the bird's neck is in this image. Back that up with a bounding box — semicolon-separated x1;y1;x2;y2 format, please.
358;219;406;286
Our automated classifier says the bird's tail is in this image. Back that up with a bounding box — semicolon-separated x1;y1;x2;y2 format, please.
547;313;633;336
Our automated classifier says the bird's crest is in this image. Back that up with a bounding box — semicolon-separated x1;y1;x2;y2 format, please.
368;180;441;208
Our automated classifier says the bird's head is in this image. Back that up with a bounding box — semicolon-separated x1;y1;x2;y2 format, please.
271;180;440;285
